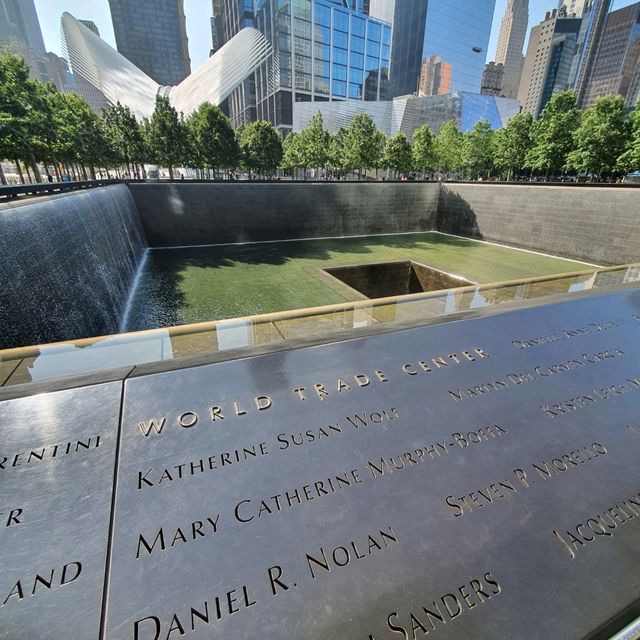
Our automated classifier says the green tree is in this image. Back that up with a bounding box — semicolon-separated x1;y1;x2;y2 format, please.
461;120;494;180
492;112;533;180
0;53;49;182
47;91;115;179
343;113;385;178
296;112;329;176
383;132;413;178
281;131;304;175
435;120;463;175
186;102;239;178
102;102;146;177
147;95;186;179
328;127;348;176
238;120;283;176
566;94;629;180
412;124;436;177
525;90;581;179
618;103;640;173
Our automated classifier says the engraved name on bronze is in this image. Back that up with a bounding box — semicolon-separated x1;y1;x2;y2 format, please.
446;443;607;517
541;377;640;417
552;491;640;558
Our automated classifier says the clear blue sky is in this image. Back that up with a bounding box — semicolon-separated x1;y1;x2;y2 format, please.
35;0;640;70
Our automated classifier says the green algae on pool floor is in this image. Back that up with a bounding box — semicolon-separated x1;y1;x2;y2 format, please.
124;232;592;330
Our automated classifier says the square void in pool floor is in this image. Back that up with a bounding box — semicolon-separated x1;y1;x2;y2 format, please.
323;261;474;299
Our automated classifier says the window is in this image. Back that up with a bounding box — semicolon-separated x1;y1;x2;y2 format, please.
295;72;312;90
365;56;379;71
349;67;363;84
368;22;381;43
332;79;347;96
333;30;348;48
317;44;330;61
367;40;379;57
314;76;330;94
314;59;330;77
350;52;364;68
333;47;347;65
314;3;330;26
293;0;311;20
294;54;312;73
333;10;349;32
294;19;311;39
351;16;365;37
314;24;331;44
333;63;347;80
351;36;365;54
349;82;362;99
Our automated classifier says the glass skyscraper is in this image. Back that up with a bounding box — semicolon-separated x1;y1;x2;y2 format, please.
582;2;640;108
372;0;496;98
253;0;391;135
108;0;191;86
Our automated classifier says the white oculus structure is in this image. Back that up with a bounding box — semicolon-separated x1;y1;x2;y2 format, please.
60;12;272;120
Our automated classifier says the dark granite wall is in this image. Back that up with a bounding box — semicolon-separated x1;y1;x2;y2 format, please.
127;182;441;246
0;185;146;349
437;184;640;266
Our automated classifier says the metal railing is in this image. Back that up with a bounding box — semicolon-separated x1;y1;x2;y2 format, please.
0;179;143;202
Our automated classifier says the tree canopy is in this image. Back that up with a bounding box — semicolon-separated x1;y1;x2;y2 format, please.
238;120;283;174
526;90;581;177
566;95;629;178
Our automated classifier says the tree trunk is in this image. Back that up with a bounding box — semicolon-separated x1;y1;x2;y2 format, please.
15;160;25;184
0;162;6;185
90;166;96;180
25;165;32;182
168;165;174;180
30;152;42;182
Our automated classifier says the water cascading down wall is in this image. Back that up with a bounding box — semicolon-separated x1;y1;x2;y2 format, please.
1;182;639;351
0;185;146;349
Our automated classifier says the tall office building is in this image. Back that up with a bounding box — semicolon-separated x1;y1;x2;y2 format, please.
253;0;391;135
481;61;505;95
581;2;640;108
558;0;589;17
371;0;496;98
568;0;611;107
108;0;191;86
210;0;259;125
0;0;46;56
494;0;528;99
0;0;74;90
79;20;100;37
518;8;581;117
418;56;452;96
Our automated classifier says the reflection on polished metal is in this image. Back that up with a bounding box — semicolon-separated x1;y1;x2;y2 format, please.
1;263;638;388
61;13;272;120
104;288;640;638
609;617;640;640
0;382;120;638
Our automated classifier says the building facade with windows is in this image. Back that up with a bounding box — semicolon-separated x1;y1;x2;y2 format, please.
581;2;640;108
107;0;191;86
253;0;391;135
481;61;505;95
494;0;528;99
518;8;581;117
370;0;496;98
568;0;612;107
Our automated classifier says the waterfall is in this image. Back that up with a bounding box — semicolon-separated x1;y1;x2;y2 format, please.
0;185;147;349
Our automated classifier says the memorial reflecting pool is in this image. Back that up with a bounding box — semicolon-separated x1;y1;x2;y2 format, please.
124;231;590;331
